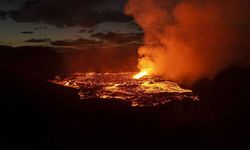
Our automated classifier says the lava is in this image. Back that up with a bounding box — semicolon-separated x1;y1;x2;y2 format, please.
49;72;198;107
133;71;148;79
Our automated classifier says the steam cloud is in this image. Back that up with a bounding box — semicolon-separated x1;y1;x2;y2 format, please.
125;0;250;83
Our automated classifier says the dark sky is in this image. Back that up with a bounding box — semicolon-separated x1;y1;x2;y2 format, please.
0;0;141;47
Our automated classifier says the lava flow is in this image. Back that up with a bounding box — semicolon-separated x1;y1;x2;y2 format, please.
49;72;198;107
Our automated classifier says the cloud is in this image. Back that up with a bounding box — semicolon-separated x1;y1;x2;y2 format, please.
91;32;143;44
79;28;95;33
25;38;51;43
21;31;34;34
50;31;143;48
34;26;48;30
10;0;132;27
127;22;143;32
0;10;7;19
50;38;102;47
79;29;87;33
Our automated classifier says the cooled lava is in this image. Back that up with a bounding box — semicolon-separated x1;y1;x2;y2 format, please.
49;72;199;107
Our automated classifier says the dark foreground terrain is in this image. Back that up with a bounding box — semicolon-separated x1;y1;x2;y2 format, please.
0;46;250;149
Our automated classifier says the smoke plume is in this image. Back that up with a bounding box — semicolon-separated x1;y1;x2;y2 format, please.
125;0;250;83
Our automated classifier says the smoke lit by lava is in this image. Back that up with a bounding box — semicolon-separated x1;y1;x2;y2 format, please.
125;0;250;83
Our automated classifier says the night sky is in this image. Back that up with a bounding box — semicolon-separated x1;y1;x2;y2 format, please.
0;0;141;47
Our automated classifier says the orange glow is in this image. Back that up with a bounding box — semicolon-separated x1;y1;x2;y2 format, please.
49;72;199;107
125;0;250;84
133;57;155;79
133;70;148;79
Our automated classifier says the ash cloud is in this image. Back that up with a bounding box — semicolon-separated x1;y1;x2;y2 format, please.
126;0;250;83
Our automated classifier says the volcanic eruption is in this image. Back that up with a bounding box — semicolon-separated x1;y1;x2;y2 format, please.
125;0;250;83
51;0;250;106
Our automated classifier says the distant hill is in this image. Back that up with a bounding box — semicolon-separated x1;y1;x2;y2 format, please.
0;45;138;79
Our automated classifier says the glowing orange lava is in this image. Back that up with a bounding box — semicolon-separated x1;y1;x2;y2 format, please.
49;72;199;107
133;70;149;79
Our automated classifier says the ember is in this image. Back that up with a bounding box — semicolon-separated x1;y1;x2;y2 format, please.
49;72;198;107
